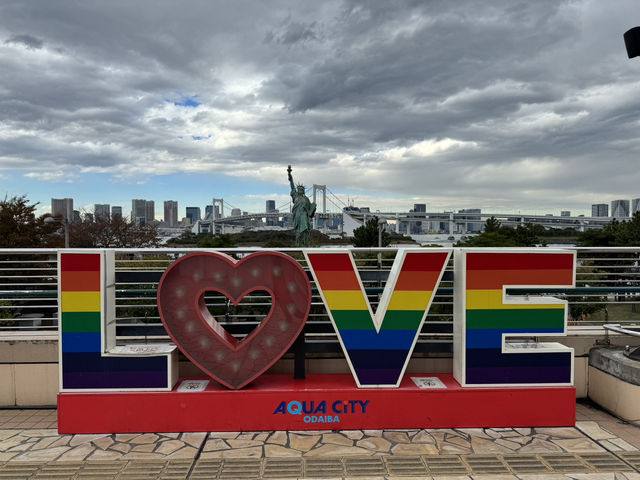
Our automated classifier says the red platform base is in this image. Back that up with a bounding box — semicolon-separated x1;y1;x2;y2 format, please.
57;374;576;434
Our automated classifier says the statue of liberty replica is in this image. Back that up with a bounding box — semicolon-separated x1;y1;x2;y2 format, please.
287;165;316;246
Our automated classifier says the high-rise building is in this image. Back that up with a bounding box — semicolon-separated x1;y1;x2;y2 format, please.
561;211;570;217
51;198;73;220
132;199;155;224
632;198;640;215
231;208;241;217
111;206;122;218
413;204;426;213
186;207;201;223
145;201;155;223
591;204;608;217
266;200;276;213
94;204;110;221
164;201;178;227
83;212;94;223
611;199;630;219
132;199;147;223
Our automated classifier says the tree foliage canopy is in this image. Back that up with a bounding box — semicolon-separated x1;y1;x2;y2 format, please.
0;195;57;247
69;216;160;248
352;216;390;247
0;194;160;248
456;218;546;247
578;213;640;246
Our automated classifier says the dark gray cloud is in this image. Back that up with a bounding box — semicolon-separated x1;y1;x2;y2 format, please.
5;33;43;49
0;0;638;213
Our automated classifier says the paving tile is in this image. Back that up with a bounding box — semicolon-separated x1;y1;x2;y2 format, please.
179;432;206;448
356;437;392;452
11;446;70;461
14;430;57;438
603;436;638;451
200;446;263;458
129;434;159;445
321;433;353;446
111;443;132;454
390;443;438;455
56;443;96;462
266;431;287;445
550;437;605;453
289;434;320;452
304;444;373;456
0;435;30;452
0;432;21;442
202;438;230;452
576;421;618;440
383;431;411;443
69;434;110;447
264;444;303;457
494;438;522;450
227;439;264;448
166;446;198;459
85;450;124;461
208;431;239;439
155;440;186;455
132;443;156;453
343;430;364;440
91;437;114;450
411;430;436;443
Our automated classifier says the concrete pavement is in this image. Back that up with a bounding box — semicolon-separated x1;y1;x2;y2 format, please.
1;401;640;479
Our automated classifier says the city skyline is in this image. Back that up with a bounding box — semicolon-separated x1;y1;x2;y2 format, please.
50;194;640;222
1;2;639;217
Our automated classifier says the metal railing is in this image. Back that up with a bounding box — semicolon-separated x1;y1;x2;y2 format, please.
2;248;640;346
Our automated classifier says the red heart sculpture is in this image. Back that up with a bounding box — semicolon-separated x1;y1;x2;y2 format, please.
157;251;311;389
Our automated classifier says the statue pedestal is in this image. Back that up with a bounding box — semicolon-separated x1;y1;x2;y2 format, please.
58;374;575;434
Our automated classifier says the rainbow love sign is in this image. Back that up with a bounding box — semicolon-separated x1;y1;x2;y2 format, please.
305;249;451;387
453;249;576;387
157;251;311;389
58;248;576;392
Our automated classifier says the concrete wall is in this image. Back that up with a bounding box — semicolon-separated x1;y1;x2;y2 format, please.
2;328;639;407
0;332;59;407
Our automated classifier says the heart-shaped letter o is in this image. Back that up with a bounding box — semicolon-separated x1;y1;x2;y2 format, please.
157;251;311;389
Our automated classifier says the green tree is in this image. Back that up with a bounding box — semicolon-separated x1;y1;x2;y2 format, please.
456;220;544;247
0;195;57;247
197;234;237;248
68;216;160;247
484;216;501;232
352;216;390;247
578;213;640;246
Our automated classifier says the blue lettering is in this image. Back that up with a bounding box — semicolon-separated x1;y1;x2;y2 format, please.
359;400;369;413
273;402;287;415
314;401;327;414
302;401;314;414
332;401;342;414
303;416;311;423
349;400;359;413
288;401;302;415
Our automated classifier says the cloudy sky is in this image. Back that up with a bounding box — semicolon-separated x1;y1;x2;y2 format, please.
1;1;639;218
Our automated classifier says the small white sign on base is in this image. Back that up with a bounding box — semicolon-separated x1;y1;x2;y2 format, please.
411;377;447;389
177;380;210;392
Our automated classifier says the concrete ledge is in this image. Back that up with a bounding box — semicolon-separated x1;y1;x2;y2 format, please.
588;347;640;424
589;347;640;386
0;331;58;363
